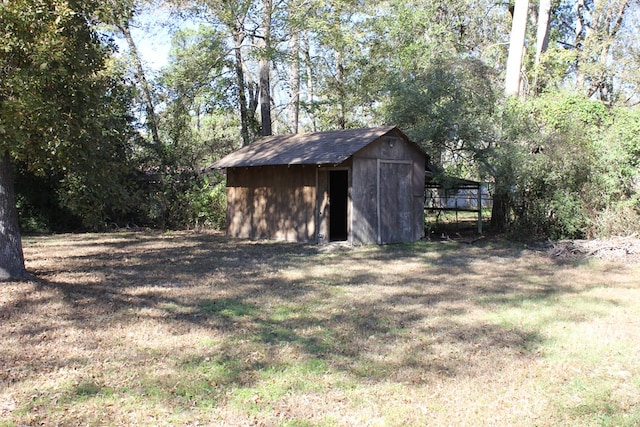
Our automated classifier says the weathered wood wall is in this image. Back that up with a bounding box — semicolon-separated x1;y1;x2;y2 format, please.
352;131;426;244
316;169;329;244
224;129;425;244
379;161;412;243
350;156;377;244
226;165;316;241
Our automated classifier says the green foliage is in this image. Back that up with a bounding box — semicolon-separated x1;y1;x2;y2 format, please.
504;94;640;239
161;25;232;112
383;56;498;169
120;24;237;231
4;0;638;239
540;0;639;105
531;92;612;131
14;166;83;233
404;83;640;239
209;179;228;229
533;47;578;93
176;175;227;230
15;196;50;234
300;0;376;130
1;0;140;231
134;172;226;230
159;25;238;167
1;0;108;166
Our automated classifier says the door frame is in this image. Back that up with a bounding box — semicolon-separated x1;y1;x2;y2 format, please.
329;168;350;242
316;167;351;244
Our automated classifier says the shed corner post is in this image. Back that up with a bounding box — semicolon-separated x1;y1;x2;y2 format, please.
477;183;483;235
315;166;321;244
376;158;382;244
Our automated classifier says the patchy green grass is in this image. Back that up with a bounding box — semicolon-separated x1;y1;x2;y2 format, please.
1;231;639;426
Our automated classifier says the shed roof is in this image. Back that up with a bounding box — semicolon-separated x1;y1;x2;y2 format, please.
212;126;414;168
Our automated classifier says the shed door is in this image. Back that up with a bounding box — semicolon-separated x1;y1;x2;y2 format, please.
329;170;348;241
378;161;412;244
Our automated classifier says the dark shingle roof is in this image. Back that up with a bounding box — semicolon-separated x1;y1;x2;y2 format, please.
212;126;404;168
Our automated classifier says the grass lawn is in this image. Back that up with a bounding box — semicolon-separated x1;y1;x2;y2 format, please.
2;231;640;426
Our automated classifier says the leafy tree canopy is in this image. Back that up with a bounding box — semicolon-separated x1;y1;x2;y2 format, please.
1;0;137;228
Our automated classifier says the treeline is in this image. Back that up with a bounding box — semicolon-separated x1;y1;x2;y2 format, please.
6;0;640;239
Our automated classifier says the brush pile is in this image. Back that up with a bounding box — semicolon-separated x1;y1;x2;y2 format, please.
549;235;640;261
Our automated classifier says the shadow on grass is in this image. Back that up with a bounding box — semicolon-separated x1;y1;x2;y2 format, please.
5;232;611;392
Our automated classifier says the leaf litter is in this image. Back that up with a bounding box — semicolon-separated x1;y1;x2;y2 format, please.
1;230;639;426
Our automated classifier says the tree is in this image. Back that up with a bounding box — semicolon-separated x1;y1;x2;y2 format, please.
132;24;235;229
160;25;233;153
188;0;258;145
0;0;134;279
105;0;164;150
302;0;376;130
580;0;633;102
503;93;640;238
258;0;273;136
505;0;530;96
533;0;552;93
0;152;24;279
543;0;639;105
287;29;301;133
383;57;498;166
535;0;552;66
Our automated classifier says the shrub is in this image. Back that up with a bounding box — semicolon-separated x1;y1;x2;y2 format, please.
506;95;640;239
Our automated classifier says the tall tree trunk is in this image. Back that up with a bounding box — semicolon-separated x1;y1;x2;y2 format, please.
116;21;162;149
575;0;588;90
0;152;26;281
336;50;346;129
490;178;512;231
534;0;551;66
258;61;272;136
288;31;300;134
259;0;273;136
533;0;551;94
233;29;251;146
505;0;529;96
303;34;317;132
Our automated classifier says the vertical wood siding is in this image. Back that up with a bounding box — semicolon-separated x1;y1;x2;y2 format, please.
226;165;316;241
223;129;426;244
316;169;330;244
352;132;426;244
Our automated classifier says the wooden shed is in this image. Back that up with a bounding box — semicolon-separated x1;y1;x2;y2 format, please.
212;126;426;244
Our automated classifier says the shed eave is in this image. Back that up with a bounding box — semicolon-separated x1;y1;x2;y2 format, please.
214;156;352;169
210;126;401;170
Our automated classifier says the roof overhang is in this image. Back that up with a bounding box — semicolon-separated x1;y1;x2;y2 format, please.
212;126;421;169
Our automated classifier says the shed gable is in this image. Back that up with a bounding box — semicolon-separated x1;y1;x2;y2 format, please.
213;126;420;168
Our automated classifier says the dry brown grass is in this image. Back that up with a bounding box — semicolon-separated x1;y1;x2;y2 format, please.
2;231;640;426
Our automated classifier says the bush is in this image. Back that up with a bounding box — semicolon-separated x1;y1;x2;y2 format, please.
130;171;226;231
179;174;227;230
16;193;52;234
549;192;591;239
14;165;84;233
592;203;640;237
497;94;640;240
209;179;227;230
